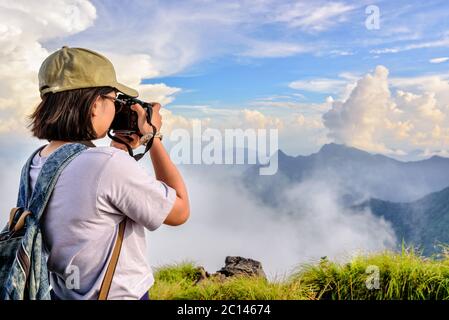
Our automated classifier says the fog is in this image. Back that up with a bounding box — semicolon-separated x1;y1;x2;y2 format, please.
146;163;397;281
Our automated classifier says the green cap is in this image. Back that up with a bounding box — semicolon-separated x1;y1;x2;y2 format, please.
38;46;138;98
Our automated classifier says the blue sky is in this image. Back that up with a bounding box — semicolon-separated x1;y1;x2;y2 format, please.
128;0;449;108
43;0;449;101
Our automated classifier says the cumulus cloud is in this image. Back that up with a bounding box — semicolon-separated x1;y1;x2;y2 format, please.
0;0;98;137
0;0;184;140
390;72;449;105
323;65;449;155
0;0;97;136
323;66;395;153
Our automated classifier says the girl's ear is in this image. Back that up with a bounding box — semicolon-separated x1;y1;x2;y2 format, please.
91;96;102;117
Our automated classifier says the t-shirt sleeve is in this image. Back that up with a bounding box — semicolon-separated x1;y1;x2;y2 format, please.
96;149;177;231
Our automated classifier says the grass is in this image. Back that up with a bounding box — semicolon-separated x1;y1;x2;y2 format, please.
149;260;311;300
148;249;449;300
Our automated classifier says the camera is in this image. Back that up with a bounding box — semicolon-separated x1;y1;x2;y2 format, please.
109;94;153;136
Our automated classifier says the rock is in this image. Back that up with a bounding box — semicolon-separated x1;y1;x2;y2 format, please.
193;256;267;285
215;256;266;279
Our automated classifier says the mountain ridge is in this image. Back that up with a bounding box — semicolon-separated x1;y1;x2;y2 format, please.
244;142;449;204
356;185;449;255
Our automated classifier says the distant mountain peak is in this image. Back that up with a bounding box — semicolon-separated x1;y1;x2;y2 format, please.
429;155;446;161
276;149;290;158
317;143;372;157
319;143;349;152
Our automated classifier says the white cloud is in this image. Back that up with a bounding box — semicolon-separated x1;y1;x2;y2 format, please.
288;74;358;101
106;53;160;85
390;72;449;107
289;78;348;93
0;0;183;139
429;57;449;64
0;0;97;137
147;101;328;157
163;107;285;133
323;65;449;155
323;66;394;153
136;84;181;106
272;1;355;32
240;40;310;58
328;50;355;56
0;0;96;40
250;97;333;115
370;48;400;54
370;36;449;55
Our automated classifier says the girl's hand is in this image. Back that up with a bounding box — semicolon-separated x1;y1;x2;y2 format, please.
130;102;162;135
110;133;141;151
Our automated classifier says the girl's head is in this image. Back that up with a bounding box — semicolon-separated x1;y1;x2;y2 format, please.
28;87;118;141
27;46;137;142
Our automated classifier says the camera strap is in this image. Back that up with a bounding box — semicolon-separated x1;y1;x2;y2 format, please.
107;123;157;161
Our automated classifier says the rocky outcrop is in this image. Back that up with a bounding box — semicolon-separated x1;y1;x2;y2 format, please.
194;256;266;285
216;256;266;278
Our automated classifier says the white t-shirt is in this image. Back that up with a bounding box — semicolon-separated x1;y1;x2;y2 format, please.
28;144;176;300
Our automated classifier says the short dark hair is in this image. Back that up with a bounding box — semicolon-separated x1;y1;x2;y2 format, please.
27;86;115;142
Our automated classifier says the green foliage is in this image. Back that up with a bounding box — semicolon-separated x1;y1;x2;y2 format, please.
149;249;449;300
290;248;449;300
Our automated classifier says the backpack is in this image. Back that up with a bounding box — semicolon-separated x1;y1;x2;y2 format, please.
0;141;125;300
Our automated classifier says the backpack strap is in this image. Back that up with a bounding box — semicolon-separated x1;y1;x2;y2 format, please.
26;143;90;225
16;145;46;209
10;210;31;233
16;140;96;209
9;207;21;229
98;219;126;300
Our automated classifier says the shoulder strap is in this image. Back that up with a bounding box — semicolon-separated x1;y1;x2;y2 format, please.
16;140;96;210
98;219;126;300
26;143;89;224
16;145;46;209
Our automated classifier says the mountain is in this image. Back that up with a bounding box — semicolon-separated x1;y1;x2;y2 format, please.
244;143;449;206
357;186;449;255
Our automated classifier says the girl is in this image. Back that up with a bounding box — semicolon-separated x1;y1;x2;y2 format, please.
26;46;190;300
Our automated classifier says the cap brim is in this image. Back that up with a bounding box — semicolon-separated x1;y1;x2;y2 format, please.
114;82;138;98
